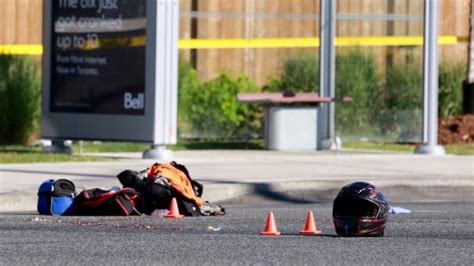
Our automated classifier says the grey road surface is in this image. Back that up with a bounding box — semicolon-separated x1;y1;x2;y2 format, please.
1;201;473;265
1;150;473;264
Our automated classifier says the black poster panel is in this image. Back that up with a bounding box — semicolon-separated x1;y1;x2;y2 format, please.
51;0;146;115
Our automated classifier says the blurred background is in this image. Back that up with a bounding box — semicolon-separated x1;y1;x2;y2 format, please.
0;0;470;151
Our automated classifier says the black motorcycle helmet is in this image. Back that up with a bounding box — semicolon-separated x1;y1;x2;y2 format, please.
332;181;389;237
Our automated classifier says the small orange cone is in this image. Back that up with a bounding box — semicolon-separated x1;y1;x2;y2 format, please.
299;211;322;235
260;212;281;235
164;198;184;218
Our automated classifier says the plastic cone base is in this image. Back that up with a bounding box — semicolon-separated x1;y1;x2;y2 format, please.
299;211;322;235
300;230;322;236
164;198;184;218
260;212;281;236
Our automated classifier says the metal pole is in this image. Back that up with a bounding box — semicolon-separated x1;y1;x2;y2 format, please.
318;0;336;150
142;0;179;160
415;0;445;155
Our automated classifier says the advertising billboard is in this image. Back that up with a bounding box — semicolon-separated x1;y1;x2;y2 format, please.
42;0;178;144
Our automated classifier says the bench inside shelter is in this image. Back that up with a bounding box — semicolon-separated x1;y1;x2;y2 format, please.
238;92;334;151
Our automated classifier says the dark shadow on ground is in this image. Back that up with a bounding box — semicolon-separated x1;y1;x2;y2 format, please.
190;179;338;205
252;183;314;204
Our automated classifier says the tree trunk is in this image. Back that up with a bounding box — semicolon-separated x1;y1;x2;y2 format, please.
463;0;474;114
467;0;474;83
190;0;198;68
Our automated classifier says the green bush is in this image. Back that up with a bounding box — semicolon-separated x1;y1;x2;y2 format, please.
265;53;319;93
264;51;379;136
185;73;262;140
0;56;40;145
335;51;380;134
438;62;465;118
177;54;464;142
384;65;423;110
376;64;423;141
371;62;465;141
178;58;201;136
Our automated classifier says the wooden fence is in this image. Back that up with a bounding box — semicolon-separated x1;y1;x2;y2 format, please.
0;0;469;85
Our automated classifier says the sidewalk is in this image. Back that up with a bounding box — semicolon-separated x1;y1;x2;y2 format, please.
1;150;473;212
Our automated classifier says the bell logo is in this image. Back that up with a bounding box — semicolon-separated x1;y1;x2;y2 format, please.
124;92;144;110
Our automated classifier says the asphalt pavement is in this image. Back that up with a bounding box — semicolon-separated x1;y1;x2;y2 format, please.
1;202;473;264
1;150;473;212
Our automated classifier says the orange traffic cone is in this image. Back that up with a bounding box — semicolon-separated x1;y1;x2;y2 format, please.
164;198;184;218
299;211;322;235
260;212;281;235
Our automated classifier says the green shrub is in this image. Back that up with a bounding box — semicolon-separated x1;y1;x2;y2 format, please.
265;53;319;93
376;64;423;141
0;56;40;145
178;58;201;136
178;54;464;142
186;73;262;140
264;51;379;136
371;62;465;141
383;65;422;110
438;62;465;118
335;51;380;134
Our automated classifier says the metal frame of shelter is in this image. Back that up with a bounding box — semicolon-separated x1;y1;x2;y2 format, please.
318;0;445;155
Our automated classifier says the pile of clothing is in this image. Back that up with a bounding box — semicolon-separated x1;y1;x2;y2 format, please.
37;161;225;217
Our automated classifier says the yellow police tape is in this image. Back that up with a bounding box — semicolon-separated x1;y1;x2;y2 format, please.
0;36;468;55
179;36;468;48
0;44;44;55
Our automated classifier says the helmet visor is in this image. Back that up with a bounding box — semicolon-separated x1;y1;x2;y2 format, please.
333;197;379;218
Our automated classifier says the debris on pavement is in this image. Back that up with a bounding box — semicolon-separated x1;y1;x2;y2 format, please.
207;225;222;232
389;206;411;214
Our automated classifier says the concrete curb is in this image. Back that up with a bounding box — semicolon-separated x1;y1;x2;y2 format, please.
2;177;474;213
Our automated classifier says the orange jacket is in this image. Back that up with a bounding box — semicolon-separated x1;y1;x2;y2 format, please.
147;163;203;208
